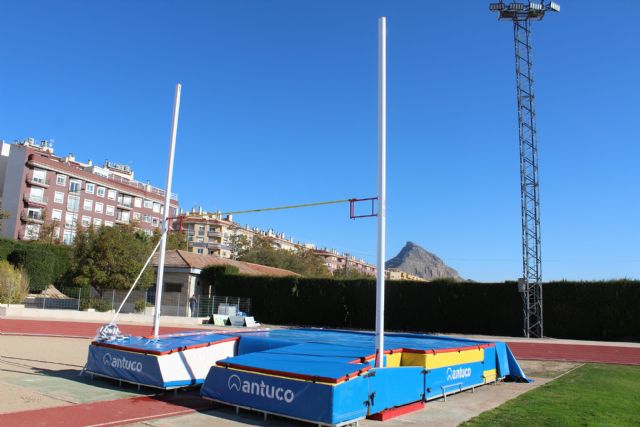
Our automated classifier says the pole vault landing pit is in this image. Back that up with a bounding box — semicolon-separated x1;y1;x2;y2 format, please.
85;331;239;389
85;329;527;424
200;329;529;426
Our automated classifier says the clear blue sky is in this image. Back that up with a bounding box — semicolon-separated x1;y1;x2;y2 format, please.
1;1;638;281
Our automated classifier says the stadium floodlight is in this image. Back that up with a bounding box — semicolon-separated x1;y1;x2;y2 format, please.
489;2;504;11
529;2;543;11
548;2;560;12
509;2;525;10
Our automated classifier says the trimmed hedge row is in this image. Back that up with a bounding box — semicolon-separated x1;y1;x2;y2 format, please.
214;276;639;341
0;238;73;291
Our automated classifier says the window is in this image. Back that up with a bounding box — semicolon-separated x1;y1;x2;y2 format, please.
134;197;142;208
143;215;151;224
196;248;204;255
133;212;141;221
85;183;95;194
116;209;130;223
83;199;93;211
81;216;91;227
28;187;45;203
152;217;159;227
69;179;81;193
67;195;80;212
93;218;102;227
62;230;75;245
54;191;65;204
107;189;116;200
65;212;78;228
143;199;153;209
32;169;47;184
24;224;41;240
104;221;114;227
117;195;132;208
97;187;106;197
51;209;62;221
153;203;161;213
95;202;104;213
105;205;115;216
26;207;43;220
56;175;67;186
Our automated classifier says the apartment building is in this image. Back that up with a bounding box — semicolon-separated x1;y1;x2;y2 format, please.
175;211;377;275
0;138;179;244
313;248;377;276
386;269;427;282
176;211;299;258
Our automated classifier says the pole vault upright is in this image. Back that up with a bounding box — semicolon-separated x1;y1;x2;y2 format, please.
375;17;387;368
153;83;182;338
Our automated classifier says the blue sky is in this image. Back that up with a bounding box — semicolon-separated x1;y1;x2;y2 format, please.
1;1;638;281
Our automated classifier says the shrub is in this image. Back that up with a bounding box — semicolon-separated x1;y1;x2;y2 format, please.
0;260;30;304
80;297;112;312
215;274;640;341
6;243;72;291
134;299;148;313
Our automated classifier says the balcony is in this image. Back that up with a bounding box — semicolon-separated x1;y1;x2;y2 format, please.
207;242;230;250
23;193;48;206
25;174;50;188
117;201;132;210
115;217;130;225
20;211;44;224
207;230;222;238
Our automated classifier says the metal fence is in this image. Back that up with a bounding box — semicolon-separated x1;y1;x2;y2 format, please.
196;296;252;318
5;286;250;319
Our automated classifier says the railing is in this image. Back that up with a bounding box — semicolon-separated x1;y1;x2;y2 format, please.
208;231;223;238
20;211;44;223
207;242;230;250
23;194;48;205
26;174;50;187
5;285;252;321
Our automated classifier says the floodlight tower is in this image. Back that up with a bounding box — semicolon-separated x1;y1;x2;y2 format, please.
489;1;559;338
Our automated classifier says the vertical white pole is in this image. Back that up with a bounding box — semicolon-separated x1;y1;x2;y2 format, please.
153;83;182;338
375;17;387;368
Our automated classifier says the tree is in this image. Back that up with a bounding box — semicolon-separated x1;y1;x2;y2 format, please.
229;232;252;260
238;236;331;277
37;212;61;245
0;260;29;304
333;264;375;280
69;224;155;297
151;228;188;251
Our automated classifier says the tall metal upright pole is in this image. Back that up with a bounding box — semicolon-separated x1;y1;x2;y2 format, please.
375;16;387;368
490;2;559;338
153;83;182;338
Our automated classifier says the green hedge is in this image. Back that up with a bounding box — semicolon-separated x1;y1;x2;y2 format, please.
0;238;73;291
214;275;639;341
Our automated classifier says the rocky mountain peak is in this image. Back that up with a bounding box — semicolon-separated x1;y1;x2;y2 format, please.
386;241;460;281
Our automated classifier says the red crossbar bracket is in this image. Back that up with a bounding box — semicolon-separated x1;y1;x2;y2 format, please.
367;401;425;421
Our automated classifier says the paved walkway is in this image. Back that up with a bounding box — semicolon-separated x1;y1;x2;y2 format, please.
1;317;638;426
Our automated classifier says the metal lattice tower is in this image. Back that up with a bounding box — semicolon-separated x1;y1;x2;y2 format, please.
490;1;559;338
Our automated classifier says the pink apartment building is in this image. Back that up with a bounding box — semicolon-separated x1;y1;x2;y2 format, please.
0;138;179;244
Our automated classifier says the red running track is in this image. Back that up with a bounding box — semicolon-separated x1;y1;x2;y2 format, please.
507;342;640;365
0;318;195;338
0;391;210;427
1;318;639;365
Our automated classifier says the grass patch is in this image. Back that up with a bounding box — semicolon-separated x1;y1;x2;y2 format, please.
464;363;640;426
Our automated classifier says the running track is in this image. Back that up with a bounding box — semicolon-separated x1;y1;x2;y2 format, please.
1;318;639;426
1;318;639;365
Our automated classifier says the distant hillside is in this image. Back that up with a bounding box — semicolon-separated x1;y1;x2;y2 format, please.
386;241;461;281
